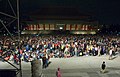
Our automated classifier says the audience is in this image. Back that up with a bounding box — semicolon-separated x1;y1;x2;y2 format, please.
0;35;120;66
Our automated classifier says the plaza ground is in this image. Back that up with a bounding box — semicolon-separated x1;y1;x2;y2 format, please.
0;55;120;77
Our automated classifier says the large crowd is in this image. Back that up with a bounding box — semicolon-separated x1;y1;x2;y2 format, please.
0;35;120;67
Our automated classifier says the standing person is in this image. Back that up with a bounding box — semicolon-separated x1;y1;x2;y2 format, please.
109;47;113;60
42;53;46;68
64;46;69;58
101;61;106;73
98;46;101;56
56;68;61;77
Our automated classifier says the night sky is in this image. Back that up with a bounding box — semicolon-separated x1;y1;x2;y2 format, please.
1;0;120;24
20;0;120;24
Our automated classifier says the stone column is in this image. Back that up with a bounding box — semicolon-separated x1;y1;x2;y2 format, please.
31;60;42;77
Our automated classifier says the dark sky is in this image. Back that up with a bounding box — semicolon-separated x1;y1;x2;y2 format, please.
20;0;120;24
1;0;120;24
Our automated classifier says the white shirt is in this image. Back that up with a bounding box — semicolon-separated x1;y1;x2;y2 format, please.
109;49;112;55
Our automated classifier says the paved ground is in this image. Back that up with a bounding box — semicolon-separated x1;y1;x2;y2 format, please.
0;55;120;77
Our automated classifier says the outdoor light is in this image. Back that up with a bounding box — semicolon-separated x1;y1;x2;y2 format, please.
59;27;63;30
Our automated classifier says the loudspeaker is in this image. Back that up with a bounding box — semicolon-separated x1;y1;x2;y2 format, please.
0;69;16;77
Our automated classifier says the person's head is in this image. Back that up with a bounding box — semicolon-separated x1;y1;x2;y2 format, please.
103;61;105;64
58;68;60;71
